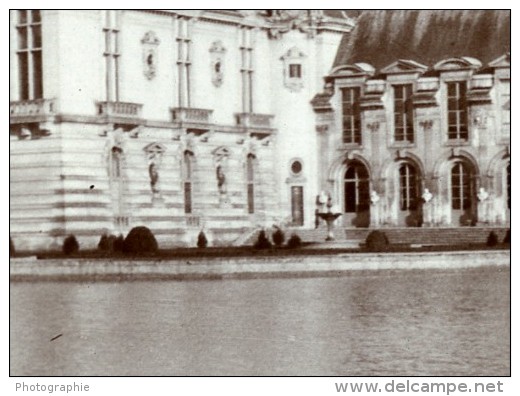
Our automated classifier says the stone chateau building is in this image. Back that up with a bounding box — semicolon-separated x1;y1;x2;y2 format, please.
9;10;510;251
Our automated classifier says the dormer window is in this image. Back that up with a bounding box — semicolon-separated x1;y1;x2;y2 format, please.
393;84;414;143
433;57;481;143
341;87;362;145
447;81;468;140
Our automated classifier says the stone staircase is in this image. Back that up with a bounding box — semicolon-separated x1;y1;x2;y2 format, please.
240;227;510;247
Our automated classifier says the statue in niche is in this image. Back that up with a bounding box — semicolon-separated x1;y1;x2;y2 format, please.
216;165;227;195
141;31;160;80
149;162;160;195
143;142;166;204
209;41;226;87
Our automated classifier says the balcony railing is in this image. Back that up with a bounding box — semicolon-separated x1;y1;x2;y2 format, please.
235;113;274;129
10;98;56;118
171;107;213;124
97;101;143;119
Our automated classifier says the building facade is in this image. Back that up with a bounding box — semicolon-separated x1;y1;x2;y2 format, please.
9;10;354;250
9;10;510;252
313;10;510;229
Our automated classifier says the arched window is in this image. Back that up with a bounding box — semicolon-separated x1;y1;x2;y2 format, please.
183;151;194;214
246;154;255;214
344;162;369;213
110;146;123;179
399;163;419;210
451;162;472;210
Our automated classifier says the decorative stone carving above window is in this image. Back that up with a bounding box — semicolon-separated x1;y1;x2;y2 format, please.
281;47;306;92
143;142;166;164
209;41;226;87
141;31;160;80
433;57;482;72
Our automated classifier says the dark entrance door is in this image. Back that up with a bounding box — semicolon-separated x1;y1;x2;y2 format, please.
398;163;421;226
343;162;370;227
451;161;475;226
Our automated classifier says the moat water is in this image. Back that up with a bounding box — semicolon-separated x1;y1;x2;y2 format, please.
10;266;510;376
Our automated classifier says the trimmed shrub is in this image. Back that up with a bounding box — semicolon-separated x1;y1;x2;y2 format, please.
365;230;389;252
503;229;511;244
254;230;272;250
123;226;158;254
99;234;119;252
287;233;302;249
113;235;125;253
98;234;110;251
197;231;208;248
486;231;499;247
63;235;79;255
9;237;15;258
272;228;285;247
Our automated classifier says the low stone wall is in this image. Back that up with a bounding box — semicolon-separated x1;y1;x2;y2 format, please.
10;250;510;282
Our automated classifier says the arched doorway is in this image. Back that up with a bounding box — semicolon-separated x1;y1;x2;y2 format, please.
398;162;421;226
450;160;476;226
343;161;370;227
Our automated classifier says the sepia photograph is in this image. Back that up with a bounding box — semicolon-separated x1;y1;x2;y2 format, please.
9;8;510;382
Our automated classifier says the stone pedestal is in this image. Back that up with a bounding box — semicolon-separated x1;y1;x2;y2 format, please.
152;194;164;207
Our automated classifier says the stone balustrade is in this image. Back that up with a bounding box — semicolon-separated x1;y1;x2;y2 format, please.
10;98;56;118
171;107;213;124
235;112;274;129
97;101;143;118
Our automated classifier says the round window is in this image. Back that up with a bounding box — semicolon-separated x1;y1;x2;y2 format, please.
291;160;303;175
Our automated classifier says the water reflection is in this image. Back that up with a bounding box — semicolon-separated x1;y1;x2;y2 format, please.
10;267;509;376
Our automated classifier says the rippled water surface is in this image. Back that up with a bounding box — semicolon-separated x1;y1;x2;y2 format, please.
10;266;510;376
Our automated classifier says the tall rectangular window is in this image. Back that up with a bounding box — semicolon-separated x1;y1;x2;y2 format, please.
103;10;120;102
394;84;414;143
341;87;362;144
447;81;468;140
176;17;191;107
246;154;255;214
183;151;194;214
16;10;42;100
240;27;254;113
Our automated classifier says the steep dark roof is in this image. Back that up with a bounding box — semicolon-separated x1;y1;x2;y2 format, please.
334;10;510;69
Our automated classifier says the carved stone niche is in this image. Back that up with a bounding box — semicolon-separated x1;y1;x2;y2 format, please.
143;142;166;198
209;41;226;88
281;47;306;92
212;146;231;203
141;31;160;80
